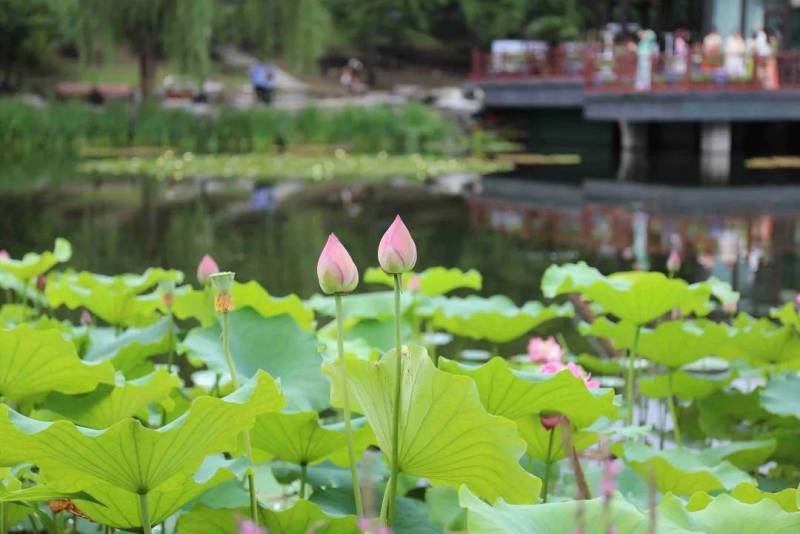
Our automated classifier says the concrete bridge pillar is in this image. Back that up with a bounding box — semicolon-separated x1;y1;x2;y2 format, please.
700;122;731;184
618;121;648;180
619;121;648;151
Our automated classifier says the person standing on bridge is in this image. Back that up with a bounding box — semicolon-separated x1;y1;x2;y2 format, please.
724;31;746;79
635;30;656;91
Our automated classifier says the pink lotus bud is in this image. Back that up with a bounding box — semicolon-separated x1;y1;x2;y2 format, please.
527;336;564;364
0;250;9;260
407;274;421;293
36;275;47;291
378;215;417;274
540;413;567;430
667;249;681;273
237;519;266;534
795;293;800;307
80;310;93;326
317;234;359;294
197;254;219;285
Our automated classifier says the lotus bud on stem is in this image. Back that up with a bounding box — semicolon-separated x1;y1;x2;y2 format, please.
209;271;259;526
377;215;416;526
159;280;176;370
316;234;364;516
540;413;566;503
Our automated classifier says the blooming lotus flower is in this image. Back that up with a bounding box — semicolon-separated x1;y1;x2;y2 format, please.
540;361;599;389
667;249;681;273
317;234;359;294
378;215;416;274
527;336;564;364
197;254;219;285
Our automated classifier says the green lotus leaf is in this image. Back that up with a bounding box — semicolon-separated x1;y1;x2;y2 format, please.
458;485;653;534
760;374;800;419
0;238;71;281
324;345;541;504
426;486;466;531
177;499;359;534
729;482;799;512
438;357;618;428
74;454;236;530
771;302;800;330
639;370;733;401
172;281;313;329
307;291;414;321
582;272;712;325
694;276;740;306
659;492;800;533
620;442;752;496
341;317;413;352
719;317;800;364
575;353;625;375
82;316;174;376
696;389;773;440
0;370;283;491
0;324;114;401
54;268;183;294
38;368;181;428
698;439;777;471
515;414;598;463
541;262;604;299
364;266;482;296
579;317;638;351
46;280;165;327
419;296;573;343
250;411;371;466
179;307;328;410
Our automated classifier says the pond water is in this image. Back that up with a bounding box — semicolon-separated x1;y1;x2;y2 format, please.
3;155;800;321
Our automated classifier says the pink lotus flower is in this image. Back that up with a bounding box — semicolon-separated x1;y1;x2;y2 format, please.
197;254;219;285
378;215;417;274
0;250;9;260
527;336;564;364
667;249;681;273
317;234;359;294
540;361;599;389
238;519;266;534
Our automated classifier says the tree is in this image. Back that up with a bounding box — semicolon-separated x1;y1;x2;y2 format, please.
459;0;528;44
0;0;64;88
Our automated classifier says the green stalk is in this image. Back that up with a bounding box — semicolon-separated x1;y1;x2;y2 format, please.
0;502;5;534
381;274;404;525
542;428;556;503
138;493;152;534
625;326;642;427
335;294;364;515
221;311;259;525
666;371;682;446
299;462;308;499
166;309;175;370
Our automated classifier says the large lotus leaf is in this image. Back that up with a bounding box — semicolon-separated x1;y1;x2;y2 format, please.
427;486;466;531
73;455;236;529
718;317;800;364
541;262;604;299
760;374;800;419
342;317;413;352
697;389;772;440
307;291;414;320
438;357;618;428
323;345;541;504
364;266;482;296
515;414;598;463
172;281;313;329
46;280;165;327
770;302;800;331
458;486;657;534
39;368;181;428
0;238;71;281
579;317;639;351
179;307;327;410
0;370;283;491
251;411;360;466
418;296;573;343
620;442;752;496
0;324;114;400
639;370;733;401
658;492;800;533
728;482;799;512
582;272;712;325
82;316;173;376
54;268;183;294
693;277;740;306
177;500;359;534
698;439;777;471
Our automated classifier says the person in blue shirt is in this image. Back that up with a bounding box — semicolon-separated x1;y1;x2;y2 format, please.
249;63;276;103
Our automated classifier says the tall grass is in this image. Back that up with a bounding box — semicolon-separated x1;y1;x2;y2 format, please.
0;99;466;155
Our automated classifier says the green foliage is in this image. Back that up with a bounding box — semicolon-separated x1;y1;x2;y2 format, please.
0;237;71;282
363;266;482;296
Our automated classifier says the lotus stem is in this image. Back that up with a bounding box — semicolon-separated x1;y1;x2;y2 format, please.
625;326;642;427
667;371;682;446
166;309;175;370
381;274;404;525
335;294;364;516
0;502;5;534
138;492;152;534
542;427;556;503
220;310;259;525
299;462;308;499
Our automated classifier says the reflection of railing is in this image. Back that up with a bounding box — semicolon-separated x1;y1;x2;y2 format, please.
471;46;800;91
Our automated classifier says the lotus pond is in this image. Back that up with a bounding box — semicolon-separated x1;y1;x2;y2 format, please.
1;218;800;534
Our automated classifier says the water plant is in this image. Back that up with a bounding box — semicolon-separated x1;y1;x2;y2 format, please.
0;237;799;533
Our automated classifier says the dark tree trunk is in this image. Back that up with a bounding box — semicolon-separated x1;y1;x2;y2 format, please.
138;50;156;100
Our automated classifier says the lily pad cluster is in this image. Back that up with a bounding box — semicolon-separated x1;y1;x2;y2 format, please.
0;244;799;533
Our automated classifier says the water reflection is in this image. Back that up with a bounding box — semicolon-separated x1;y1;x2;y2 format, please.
2;174;799;314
